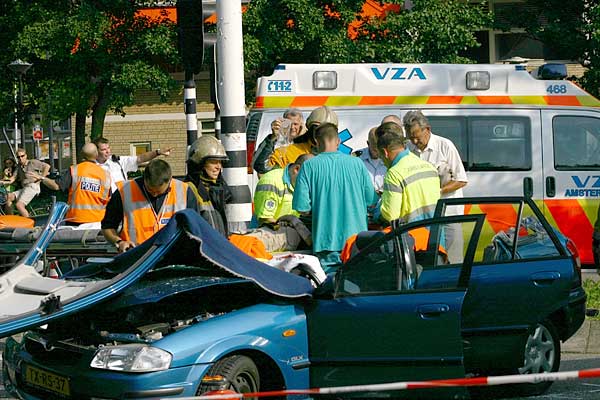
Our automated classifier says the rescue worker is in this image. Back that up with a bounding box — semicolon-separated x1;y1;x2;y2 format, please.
354;127;386;193
404;110;468;263
93;137;173;192
247;153;314;252
35;143;111;225
102;159;199;252
376;121;441;224
253;105;338;173
293;122;378;271
185;136;232;237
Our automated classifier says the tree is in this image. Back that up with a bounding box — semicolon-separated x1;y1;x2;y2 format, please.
242;0;492;100
2;0;179;157
242;0;365;101
495;0;600;97
352;0;492;64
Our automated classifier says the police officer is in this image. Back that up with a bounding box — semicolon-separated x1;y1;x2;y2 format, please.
185;136;232;237
34;143;111;225
375;122;441;224
102;159;198;252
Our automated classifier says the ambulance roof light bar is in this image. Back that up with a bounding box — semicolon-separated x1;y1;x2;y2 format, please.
313;71;337;90
532;63;568;80
466;71;490;90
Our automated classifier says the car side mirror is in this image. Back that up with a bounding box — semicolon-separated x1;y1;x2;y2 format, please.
313;274;336;299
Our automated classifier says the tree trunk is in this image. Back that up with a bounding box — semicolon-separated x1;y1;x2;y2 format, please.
74;110;87;162
90;84;110;141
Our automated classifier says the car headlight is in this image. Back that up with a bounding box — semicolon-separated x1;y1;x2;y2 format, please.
90;344;172;372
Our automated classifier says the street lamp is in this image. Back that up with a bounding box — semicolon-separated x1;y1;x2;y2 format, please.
8;59;33;153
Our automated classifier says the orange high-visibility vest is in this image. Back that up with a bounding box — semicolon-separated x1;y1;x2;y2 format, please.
66;161;111;224
117;179;188;245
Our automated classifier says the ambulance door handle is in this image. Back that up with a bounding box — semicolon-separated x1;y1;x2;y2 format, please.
546;177;556;198
523;177;533;198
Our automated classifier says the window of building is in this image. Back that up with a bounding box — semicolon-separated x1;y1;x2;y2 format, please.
553;116;600;170
130;142;151;157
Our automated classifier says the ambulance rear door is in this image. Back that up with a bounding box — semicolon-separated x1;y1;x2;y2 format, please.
541;108;600;265
422;108;543;199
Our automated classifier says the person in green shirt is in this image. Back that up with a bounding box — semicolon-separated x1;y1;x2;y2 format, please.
293;122;378;271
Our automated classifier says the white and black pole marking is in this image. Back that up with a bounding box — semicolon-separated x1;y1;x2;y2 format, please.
216;0;251;231
184;70;199;146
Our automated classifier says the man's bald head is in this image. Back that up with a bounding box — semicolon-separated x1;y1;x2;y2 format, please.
82;143;98;161
381;114;403;127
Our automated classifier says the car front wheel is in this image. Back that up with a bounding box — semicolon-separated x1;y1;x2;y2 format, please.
198;355;260;397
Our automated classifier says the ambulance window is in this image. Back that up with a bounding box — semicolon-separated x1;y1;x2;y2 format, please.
428;117;467;163
469;117;531;171
553;116;600;170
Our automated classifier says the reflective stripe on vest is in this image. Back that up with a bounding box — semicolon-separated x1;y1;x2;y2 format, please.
381;152;440;224
253;167;296;221
118;179;188;245
65;162;111;223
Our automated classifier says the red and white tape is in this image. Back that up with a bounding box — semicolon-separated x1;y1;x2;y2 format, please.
175;368;600;399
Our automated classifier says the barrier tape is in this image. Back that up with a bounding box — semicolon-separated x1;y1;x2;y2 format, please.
172;368;600;399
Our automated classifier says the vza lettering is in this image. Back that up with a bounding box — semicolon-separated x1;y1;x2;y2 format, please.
371;67;426;81
564;175;600;197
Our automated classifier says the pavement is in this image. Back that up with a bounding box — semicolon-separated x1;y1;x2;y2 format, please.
563;319;600;354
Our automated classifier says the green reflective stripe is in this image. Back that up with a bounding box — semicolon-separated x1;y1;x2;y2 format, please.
400;204;438;223
402;170;439;186
384;181;404;194
256;183;286;197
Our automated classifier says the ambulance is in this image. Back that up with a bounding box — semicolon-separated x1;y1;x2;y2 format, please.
246;63;600;266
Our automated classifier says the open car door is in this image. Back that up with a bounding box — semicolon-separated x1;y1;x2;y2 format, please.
306;214;484;398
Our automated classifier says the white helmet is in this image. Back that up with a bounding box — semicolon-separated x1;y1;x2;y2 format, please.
188;136;228;164
306;106;338;129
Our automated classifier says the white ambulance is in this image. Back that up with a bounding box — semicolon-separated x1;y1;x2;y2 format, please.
246;63;600;265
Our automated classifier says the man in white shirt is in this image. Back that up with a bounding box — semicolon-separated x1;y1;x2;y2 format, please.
354;126;386;193
93;137;173;192
404;110;468;263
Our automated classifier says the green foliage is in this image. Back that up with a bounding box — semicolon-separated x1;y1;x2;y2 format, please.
353;0;492;64
583;279;600;318
497;0;600;98
243;0;491;101
1;0;179;143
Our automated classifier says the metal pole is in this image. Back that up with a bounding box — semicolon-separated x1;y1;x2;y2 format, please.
216;0;251;232
18;75;26;152
13;83;18;154
47;94;54;173
184;70;199;146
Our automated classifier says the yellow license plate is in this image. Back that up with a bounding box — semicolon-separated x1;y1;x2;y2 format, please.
24;364;71;397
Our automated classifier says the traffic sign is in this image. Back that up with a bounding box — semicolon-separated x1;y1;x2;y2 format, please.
33;127;43;141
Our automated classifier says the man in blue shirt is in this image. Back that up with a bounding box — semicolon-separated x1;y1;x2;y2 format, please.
293;122;378;271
